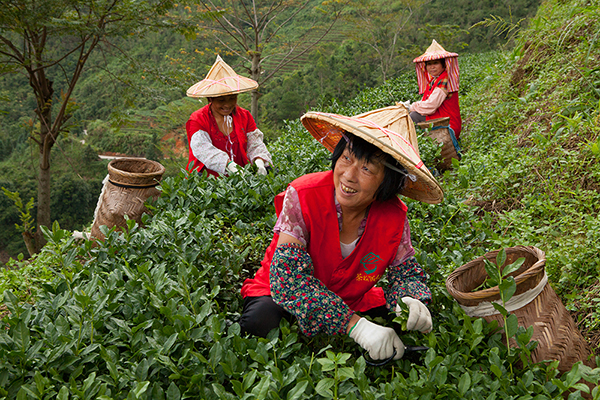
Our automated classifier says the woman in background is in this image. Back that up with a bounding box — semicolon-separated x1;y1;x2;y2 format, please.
406;40;462;139
185;55;273;177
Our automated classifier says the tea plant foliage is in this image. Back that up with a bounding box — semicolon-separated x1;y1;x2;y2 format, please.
1;0;600;398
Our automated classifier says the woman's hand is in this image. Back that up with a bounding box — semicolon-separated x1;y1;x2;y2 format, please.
396;297;432;333
254;158;267;175
349;317;404;360
226;160;240;175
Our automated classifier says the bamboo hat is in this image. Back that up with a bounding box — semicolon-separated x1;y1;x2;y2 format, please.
301;107;443;204
186;55;258;98
413;40;460;94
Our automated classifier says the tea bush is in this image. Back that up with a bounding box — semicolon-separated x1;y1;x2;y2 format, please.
2;1;600;397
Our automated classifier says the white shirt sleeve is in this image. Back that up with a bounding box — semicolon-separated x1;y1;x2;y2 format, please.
246;128;273;166
190;129;230;175
411;87;448;116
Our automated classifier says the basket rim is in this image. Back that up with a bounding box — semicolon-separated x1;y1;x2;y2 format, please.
107;158;165;177
446;246;546;303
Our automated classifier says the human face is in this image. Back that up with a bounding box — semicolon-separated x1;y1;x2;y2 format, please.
425;60;445;77
333;147;386;213
209;94;238;117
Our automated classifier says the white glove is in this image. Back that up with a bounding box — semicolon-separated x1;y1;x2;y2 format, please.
226;161;239;175
396;297;432;333
400;100;411;111
349;318;404;360
254;158;267;175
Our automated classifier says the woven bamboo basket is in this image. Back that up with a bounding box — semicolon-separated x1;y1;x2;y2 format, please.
417;117;459;170
446;246;592;373
91;158;165;240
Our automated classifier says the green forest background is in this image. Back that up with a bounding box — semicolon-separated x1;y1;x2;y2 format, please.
0;0;540;261
1;0;600;397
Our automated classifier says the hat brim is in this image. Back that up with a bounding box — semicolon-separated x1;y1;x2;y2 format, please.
186;55;259;98
413;40;459;63
186;77;258;98
413;51;458;63
301;112;444;204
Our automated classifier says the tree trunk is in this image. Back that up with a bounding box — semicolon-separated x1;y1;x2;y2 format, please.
35;141;52;252
250;52;261;121
32;73;54;254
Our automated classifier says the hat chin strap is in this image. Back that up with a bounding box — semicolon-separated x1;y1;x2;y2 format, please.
383;161;417;182
224;115;233;135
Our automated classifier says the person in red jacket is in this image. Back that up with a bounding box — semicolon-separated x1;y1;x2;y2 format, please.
240;109;444;362
406;40;462;140
185;55;273;177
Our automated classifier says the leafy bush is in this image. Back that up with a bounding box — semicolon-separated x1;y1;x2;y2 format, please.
2;1;600;398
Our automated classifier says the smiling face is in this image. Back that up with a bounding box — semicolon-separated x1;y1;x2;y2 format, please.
209;94;238;117
333;147;386;214
425;59;445;77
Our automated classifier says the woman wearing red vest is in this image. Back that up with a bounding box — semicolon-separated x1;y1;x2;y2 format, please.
406;40;462;140
185;55;273;177
240;108;444;362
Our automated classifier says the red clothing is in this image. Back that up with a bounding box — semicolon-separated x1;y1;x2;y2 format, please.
422;70;462;139
241;170;408;312
185;104;255;176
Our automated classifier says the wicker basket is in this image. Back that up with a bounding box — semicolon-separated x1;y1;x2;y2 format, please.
91;158;165;240
417;117;459;170
446;246;592;373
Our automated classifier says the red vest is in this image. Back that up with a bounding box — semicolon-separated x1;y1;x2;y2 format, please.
241;171;407;312
422;70;462;139
185;104;253;177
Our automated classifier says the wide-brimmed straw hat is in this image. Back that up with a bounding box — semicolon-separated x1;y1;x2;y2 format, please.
413;40;460;94
301;107;443;204
186;55;258;98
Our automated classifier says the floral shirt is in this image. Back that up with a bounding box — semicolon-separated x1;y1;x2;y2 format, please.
270;185;431;336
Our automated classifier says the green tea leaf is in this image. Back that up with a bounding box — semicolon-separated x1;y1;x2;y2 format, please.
492;302;508;317
496;249;507;269
458;372;471;396
314;378;334;398
286;381;309;400
133;381;150;398
166;382;181;400
499;276;517;302
502;257;525;278
483;259;500;286
57;386;69;400
506;314;519;338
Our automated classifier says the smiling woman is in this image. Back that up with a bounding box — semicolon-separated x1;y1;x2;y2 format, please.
185;55;273;177
239;107;443;363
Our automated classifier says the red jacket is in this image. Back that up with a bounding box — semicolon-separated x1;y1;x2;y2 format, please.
241;171;407;312
185;104;255;176
423;70;462;139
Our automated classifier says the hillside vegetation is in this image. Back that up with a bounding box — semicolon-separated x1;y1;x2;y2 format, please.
0;0;540;260
1;0;599;398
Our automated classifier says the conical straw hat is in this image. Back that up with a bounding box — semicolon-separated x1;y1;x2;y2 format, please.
413;39;458;63
301;109;443;204
413;40;460;94
186;55;258;98
353;104;421;157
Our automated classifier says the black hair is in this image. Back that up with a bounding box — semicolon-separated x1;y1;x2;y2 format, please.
331;132;407;202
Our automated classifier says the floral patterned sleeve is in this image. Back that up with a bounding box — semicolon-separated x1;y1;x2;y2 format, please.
273;186;308;245
384;256;432;310
270;243;354;337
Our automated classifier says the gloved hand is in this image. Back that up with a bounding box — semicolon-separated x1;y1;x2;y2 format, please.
396;297;432;333
254;158;267;175
226;161;239;175
399;100;411;111
349;317;405;360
